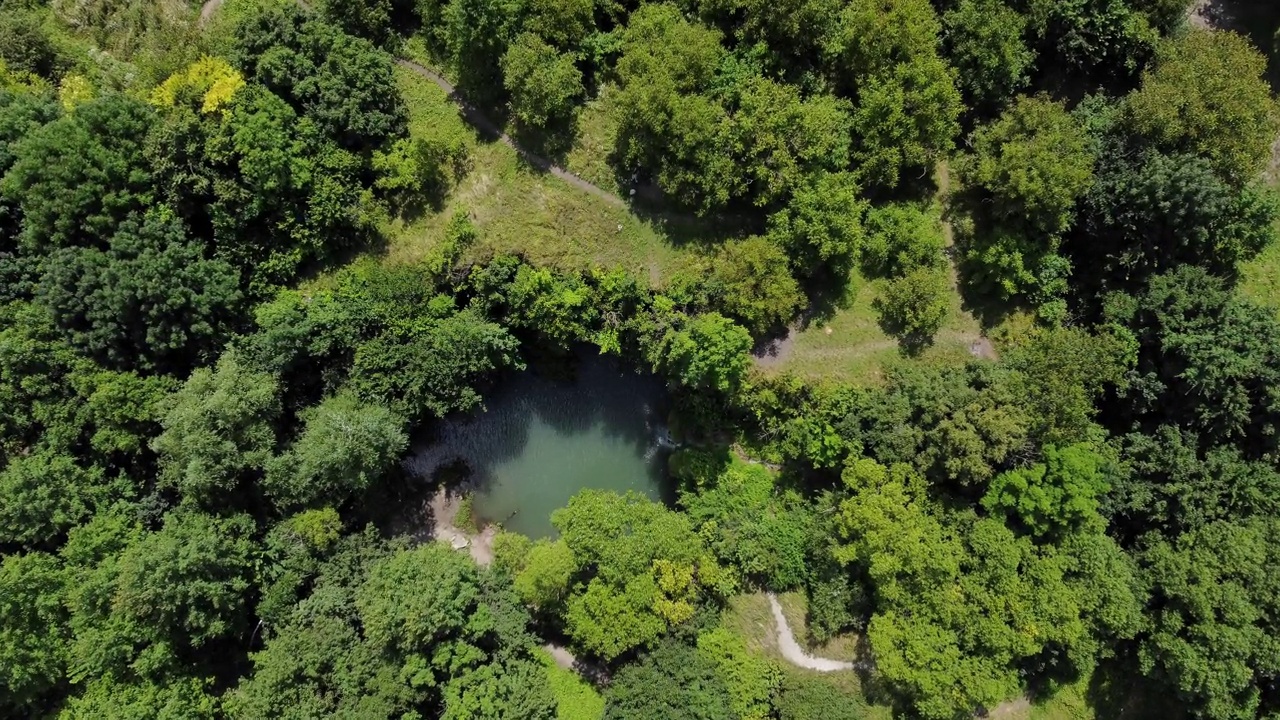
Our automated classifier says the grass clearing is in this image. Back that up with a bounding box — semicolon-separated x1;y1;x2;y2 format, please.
383;65;705;285
1241;239;1280;312
721;592;893;719
536;648;605;720
769;270;984;385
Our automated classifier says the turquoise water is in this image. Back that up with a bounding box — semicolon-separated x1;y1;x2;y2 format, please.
407;353;671;538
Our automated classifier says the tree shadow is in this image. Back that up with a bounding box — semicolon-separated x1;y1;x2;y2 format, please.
1084;656;1186;720
944;193;1026;332
789;262;861;331
509;113;579;168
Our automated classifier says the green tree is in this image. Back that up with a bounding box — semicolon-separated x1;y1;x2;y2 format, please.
0;451;108;548
514;539;577;609
1133;0;1195;31
501;33;584;129
226;614;403;719
444;0;524;103
355;542;484;658
728;77;852;207
440;659;557;720
707;236;803;335
833;458;1120;718
766;171;867;277
660;313;752;393
552;490;729;660
696;628;779;720
319;0;395;47
1076;149;1278;289
1;92;154;251
265;393;408;509
614;4;735;212
1111;428;1280;540
604;640;733;720
0;551;67;711
961;95;1095;237
942;0;1033;113
523;0;594;47
860;201;946;278
152;351;281;504
1104;267;1280;458
78;369;176;460
849;55;962;188
0;88;59;258
0;10;63;79
1002;324;1130;446
1139;519;1280;720
226;531;426;719
827;0;943;81
677;456;812;590
65;511;257;681
505;264;599;347
348;308;521;419
982;443;1110;537
0;301;89;455
37;211;242;373
232;5;407;150
59;674;218;719
1024;0;1158;83
199;85;375;290
1126;30;1279;184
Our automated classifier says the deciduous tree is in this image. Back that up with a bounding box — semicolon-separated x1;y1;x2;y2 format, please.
153;351;281;504
1126;30;1279;184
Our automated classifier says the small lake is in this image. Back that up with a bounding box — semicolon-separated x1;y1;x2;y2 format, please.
405;352;672;538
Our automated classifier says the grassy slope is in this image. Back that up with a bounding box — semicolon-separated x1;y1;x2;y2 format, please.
1241;239;1280;311
382;60;987;385
536;649;605;720
1229;0;1280;309
383;66;703;286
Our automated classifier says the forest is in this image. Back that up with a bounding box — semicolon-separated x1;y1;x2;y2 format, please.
2;0;1280;718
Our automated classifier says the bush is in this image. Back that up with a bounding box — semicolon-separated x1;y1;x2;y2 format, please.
776;671;867;720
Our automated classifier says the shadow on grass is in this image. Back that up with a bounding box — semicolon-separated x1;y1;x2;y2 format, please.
1083;657;1187;720
509;114;580;169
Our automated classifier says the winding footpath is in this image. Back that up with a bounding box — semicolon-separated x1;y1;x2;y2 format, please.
767;593;858;672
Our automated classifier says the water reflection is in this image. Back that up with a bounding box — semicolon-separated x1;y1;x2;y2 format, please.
405;351;672;538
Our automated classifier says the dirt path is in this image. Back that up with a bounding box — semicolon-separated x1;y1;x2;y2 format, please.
199;0;224;25
428;487;496;566
396;60;628;209
767;593;856;672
